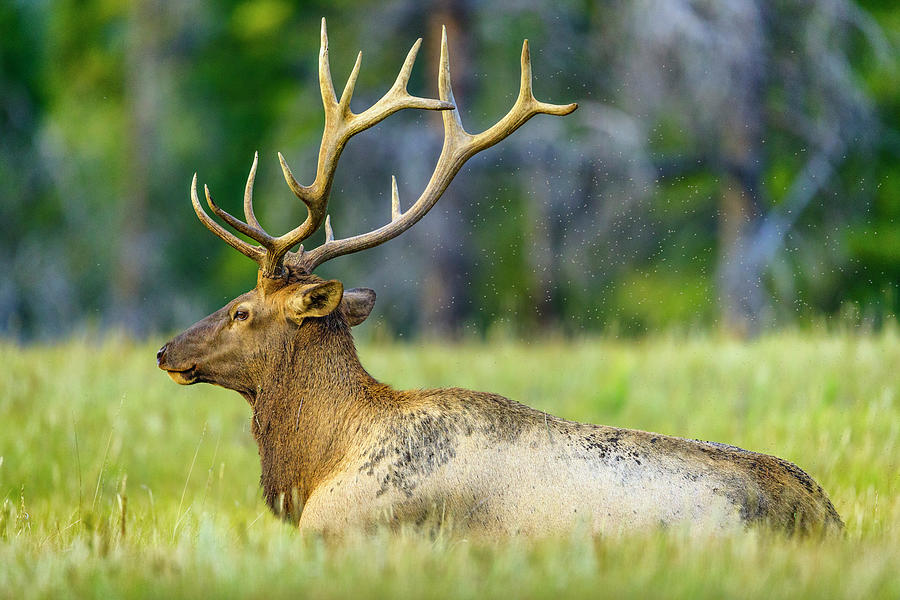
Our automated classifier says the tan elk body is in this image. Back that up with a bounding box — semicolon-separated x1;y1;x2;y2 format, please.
157;20;842;537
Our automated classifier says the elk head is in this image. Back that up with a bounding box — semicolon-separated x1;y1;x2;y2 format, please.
157;19;577;395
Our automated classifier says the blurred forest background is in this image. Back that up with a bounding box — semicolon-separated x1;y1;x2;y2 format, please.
1;0;898;340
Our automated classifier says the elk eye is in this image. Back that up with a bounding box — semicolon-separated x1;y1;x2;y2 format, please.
233;309;249;321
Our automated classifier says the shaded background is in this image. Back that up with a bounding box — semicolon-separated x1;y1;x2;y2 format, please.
1;0;897;340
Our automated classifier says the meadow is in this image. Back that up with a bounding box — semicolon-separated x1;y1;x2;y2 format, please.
0;330;898;598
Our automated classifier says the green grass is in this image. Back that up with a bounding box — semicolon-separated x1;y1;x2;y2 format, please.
1;331;898;598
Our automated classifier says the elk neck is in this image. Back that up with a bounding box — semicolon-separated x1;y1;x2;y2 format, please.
247;310;391;516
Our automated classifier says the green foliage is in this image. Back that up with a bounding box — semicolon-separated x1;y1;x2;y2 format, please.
0;0;898;338
0;333;898;597
612;269;713;332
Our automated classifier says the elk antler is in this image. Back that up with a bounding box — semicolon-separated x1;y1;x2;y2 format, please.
192;18;454;278
191;20;577;278
295;27;577;272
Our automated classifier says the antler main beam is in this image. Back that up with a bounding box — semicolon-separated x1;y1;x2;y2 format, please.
296;27;577;271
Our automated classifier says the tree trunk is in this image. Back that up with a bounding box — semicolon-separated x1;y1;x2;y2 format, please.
419;0;473;336
111;0;161;333
715;48;768;337
526;165;560;331
717;177;766;337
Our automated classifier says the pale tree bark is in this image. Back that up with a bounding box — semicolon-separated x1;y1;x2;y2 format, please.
720;133;844;335
717;125;767;337
526;164;560;331
714;9;768;337
419;0;473;336
717;183;766;337
112;0;163;332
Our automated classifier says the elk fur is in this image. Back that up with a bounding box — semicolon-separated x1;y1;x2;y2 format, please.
157;21;842;537
163;269;842;536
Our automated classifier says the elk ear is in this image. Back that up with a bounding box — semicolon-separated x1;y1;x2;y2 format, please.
285;280;344;323
341;288;376;326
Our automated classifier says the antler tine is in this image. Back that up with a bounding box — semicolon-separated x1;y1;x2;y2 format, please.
191;174;266;262
243;151;263;231
391;175;401;221
438;26;469;145
277;151;326;239
299;27;577;271
319;17;338;108
465;38;577;160
344;38;455;137
338;52;362;116
204;184;271;243
324;215;334;243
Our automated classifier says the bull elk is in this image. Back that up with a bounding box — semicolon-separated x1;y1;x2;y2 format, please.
157;20;842;536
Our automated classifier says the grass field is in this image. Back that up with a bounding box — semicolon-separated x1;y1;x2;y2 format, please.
1;331;898;598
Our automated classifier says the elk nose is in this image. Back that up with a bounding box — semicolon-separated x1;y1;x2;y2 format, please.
156;344;168;365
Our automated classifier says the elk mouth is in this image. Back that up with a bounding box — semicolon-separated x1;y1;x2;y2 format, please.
164;366;198;385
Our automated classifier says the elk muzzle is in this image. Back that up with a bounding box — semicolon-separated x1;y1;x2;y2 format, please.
156;342;198;385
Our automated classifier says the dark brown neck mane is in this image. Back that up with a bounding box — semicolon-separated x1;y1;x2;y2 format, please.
248;301;391;518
